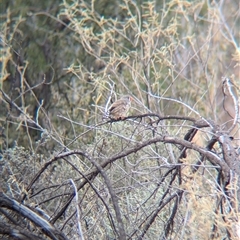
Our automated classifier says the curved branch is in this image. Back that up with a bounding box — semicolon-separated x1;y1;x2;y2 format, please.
0;192;68;240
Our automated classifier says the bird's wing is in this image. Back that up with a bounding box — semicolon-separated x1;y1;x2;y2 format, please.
108;99;123;112
109;103;124;115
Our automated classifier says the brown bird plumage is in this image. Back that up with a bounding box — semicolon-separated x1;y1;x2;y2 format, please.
107;95;132;120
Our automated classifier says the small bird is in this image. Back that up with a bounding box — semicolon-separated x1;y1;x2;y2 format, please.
106;95;132;120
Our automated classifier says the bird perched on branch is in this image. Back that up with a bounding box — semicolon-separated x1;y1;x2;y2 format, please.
106;95;133;120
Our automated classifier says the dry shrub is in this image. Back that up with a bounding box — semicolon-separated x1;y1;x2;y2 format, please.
0;0;239;239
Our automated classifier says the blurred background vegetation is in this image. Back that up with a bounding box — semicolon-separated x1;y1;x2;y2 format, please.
1;0;239;149
0;0;239;239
